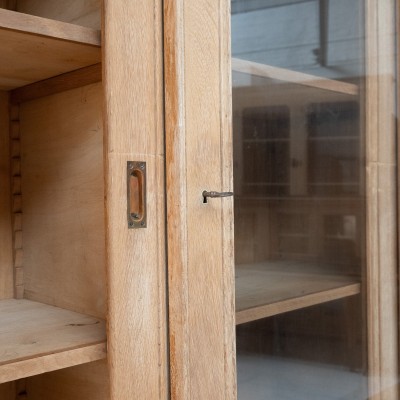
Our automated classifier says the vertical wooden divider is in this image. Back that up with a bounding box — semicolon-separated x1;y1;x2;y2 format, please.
103;1;168;399
164;0;236;399
366;0;398;398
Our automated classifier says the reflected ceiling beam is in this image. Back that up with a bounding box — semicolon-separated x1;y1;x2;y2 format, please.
231;0;314;15
318;0;329;66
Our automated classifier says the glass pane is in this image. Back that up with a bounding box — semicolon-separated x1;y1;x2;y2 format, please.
231;1;397;399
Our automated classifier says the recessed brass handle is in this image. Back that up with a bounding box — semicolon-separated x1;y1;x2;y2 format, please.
127;161;146;228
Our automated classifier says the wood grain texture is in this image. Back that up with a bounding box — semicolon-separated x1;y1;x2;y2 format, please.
10;64;102;105
0;0;16;9
1;344;106;384
17;0;101;29
0;92;13;300
103;1;168;399
26;360;110;400
0;8;100;44
0;8;100;90
232;58;358;95
0;382;15;399
365;0;398;398
164;0;236;399
0;299;106;384
20;83;106;318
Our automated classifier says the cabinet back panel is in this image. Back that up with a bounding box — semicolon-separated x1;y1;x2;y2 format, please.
26;360;110;400
0;1;16;10
0;382;15;399
16;0;101;29
20;83;106;318
0;91;14;300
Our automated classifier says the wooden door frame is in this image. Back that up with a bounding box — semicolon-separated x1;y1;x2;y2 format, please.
164;0;399;399
366;1;398;398
164;0;236;399
103;1;168;399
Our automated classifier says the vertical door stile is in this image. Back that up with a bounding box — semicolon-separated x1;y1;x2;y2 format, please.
164;0;236;399
220;1;238;399
103;1;168;399
164;1;190;398
366;0;398;398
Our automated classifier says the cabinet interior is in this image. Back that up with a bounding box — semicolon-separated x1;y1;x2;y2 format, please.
0;1;109;399
233;72;364;323
232;63;366;379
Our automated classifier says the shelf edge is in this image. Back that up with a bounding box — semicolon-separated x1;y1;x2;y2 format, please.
10;63;102;104
0;342;106;384
0;8;100;46
232;58;358;96
236;282;361;325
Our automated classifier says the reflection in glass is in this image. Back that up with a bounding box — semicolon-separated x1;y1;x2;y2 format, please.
232;1;368;399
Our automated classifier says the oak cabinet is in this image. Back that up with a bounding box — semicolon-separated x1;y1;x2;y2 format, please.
0;1;399;400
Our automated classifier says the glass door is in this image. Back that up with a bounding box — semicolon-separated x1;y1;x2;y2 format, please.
164;1;398;398
231;1;398;399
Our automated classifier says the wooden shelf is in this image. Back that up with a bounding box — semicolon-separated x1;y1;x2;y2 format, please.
236;262;360;325
0;299;106;383
308;136;359;141
0;9;101;90
232;58;358;96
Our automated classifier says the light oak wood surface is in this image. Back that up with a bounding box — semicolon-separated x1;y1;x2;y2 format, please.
26;360;110;400
16;0;101;29
0;299;106;384
11;64;102;105
103;0;168;399
20;83;106;318
164;0;236;399
232;58;358;96
235;263;361;325
365;0;398;399
0;8;100;90
0;92;13;300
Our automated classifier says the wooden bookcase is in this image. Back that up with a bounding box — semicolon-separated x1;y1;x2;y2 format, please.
0;2;167;400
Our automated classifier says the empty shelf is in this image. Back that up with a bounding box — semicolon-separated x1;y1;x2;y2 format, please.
0;9;101;90
236;263;360;325
232;58;358;96
0;299;106;383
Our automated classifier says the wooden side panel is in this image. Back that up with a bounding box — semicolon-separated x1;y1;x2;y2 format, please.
0;91;13;300
20;83;106;318
103;1;168;399
16;0;101;29
164;0;236;399
26;360;109;400
366;0;398;398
